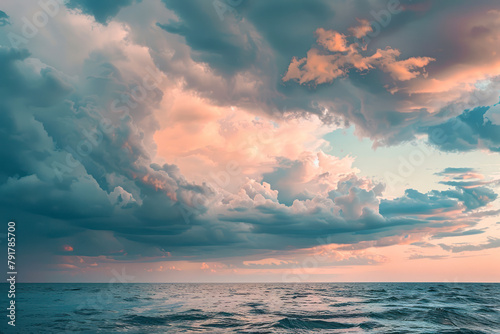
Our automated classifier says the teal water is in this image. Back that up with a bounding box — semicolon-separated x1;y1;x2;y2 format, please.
1;283;499;333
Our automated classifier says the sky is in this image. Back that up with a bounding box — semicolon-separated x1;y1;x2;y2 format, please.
0;0;499;283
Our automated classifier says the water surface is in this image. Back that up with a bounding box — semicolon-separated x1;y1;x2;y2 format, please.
3;283;500;333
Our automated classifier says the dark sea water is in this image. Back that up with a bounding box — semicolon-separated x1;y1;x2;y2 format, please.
1;283;499;333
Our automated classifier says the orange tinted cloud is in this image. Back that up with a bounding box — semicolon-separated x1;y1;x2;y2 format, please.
316;28;349;52
283;27;434;85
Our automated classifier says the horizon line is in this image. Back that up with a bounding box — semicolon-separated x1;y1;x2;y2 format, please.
7;281;500;284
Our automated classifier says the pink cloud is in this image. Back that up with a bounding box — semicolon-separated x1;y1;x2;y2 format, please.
316;28;349;52
153;91;337;190
63;245;74;252
371;48;434;81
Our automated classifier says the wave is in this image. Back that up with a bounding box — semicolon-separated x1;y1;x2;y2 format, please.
273;317;356;330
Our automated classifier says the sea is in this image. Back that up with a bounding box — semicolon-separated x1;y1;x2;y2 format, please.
1;283;499;333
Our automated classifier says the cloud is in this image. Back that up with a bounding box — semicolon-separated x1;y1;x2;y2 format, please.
0;42;216;264
158;0;260;76
348;19;372;39
425;104;500;152
408;254;448;260
316;28;349;52
336;234;422;251
439;237;500;253
262;151;361;205
435;167;485;181
437;167;477;175
154;0;500;152
1;0;499;281
380;179;498;214
282;27;434;85
240;247;389;269
66;0;136;24
410;241;437;248
0;10;10;26
212;169;496;252
242;258;297;268
0;41;496;270
430;229;485;239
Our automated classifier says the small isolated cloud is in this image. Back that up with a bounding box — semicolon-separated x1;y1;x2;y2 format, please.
410;242;437;248
63;245;74;252
408;254;448;260
435;167;479;177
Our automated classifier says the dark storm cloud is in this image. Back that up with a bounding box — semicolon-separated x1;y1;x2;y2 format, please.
243;0;334;56
0;47;214;265
158;0;500;151
158;0;259;76
66;0;136;24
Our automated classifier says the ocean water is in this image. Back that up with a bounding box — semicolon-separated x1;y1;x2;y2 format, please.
2;283;499;333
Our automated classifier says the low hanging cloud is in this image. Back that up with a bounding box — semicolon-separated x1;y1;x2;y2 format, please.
430;228;485;240
439;237;500;253
408;254;448;260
